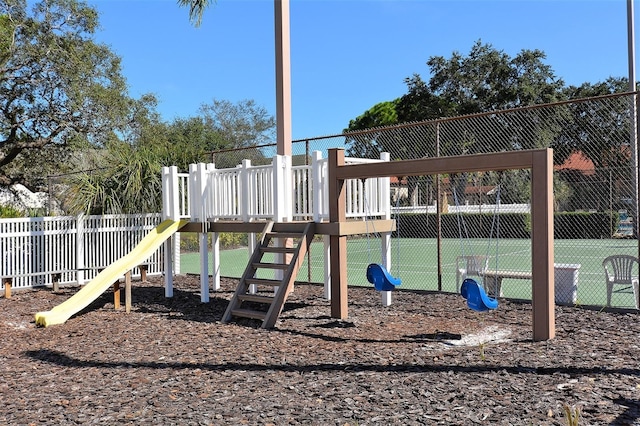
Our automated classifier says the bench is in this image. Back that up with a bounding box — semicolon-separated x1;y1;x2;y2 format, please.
481;270;532;297
481;263;581;305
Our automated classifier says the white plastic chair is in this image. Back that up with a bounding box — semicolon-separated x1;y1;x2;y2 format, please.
456;255;488;293
602;255;639;309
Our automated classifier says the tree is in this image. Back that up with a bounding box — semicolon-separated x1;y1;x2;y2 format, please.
555;77;630;168
177;0;213;27
427;41;565;115
0;0;132;190
200;99;275;149
344;100;399;159
346;100;399;132
554;77;632;211
64;141;165;215
396;74;457;123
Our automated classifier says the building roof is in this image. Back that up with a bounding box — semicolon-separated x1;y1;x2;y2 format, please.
554;151;595;176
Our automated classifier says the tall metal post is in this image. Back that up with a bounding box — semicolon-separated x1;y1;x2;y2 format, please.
436;123;443;292
628;0;639;247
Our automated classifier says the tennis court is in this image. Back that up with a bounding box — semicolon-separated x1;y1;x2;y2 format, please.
181;236;639;308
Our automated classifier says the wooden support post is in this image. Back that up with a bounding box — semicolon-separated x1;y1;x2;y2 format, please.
3;277;11;299
125;270;132;313
531;149;555;341
52;273;62;293
328;149;348;319
139;264;148;283
113;280;121;310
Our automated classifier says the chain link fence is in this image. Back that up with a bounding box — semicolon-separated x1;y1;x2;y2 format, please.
214;92;640;309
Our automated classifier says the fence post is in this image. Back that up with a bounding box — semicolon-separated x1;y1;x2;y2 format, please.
196;163;210;303
274;154;293;222
312;151;332;300
189;164;200;221
379;152;392;306
3;277;11;298
208;163;220;291
161;166;180;221
240;159;251;222
311;151;323;223
161;166;179;297
76;214;85;285
273;155;293;284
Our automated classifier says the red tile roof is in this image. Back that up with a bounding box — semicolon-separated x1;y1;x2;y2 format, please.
554;151;595;176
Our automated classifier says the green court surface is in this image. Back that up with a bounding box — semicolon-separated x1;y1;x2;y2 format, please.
180;237;639;309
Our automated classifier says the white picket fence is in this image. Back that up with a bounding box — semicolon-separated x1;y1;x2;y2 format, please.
0;214;164;290
396;203;530;214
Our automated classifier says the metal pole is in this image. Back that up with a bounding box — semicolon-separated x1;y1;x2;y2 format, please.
47;176;52;216
627;0;640;250
610;169;614;237
436;123;442;292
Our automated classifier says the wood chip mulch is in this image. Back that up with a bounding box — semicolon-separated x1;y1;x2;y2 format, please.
1;275;639;425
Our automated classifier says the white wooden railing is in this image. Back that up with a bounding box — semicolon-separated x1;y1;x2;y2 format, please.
162;151;391;222
0;214;163;290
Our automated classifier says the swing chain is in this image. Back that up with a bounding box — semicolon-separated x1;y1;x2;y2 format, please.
454;171;504;298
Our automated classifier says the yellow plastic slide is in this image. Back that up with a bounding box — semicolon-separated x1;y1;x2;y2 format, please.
35;219;188;327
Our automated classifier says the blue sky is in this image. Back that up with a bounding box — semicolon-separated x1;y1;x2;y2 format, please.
89;0;638;141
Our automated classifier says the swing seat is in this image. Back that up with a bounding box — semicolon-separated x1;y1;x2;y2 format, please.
367;263;402;292
460;278;498;311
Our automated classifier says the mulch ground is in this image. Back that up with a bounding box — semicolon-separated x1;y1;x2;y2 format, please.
1;275;640;425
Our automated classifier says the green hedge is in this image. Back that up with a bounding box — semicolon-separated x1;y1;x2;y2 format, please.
553;212;618;239
396;213;529;239
395;211;618;240
180;232;249;252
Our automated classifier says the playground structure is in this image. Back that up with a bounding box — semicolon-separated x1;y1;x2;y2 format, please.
35;152;397;327
35;147;555;341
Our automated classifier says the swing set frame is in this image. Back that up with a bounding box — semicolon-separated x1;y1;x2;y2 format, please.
327;147;555;341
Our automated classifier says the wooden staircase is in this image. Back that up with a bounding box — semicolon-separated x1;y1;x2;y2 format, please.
222;221;314;328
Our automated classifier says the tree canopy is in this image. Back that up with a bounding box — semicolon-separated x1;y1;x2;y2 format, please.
426;40;565;115
0;0;133;190
347;41;566;136
200;99;276;150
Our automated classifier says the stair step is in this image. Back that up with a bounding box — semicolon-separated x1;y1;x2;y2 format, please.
237;294;274;304
222;221;314;329
252;262;290;270
266;232;304;239
271;223;312;233
245;278;283;286
261;246;296;254
231;308;267;320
